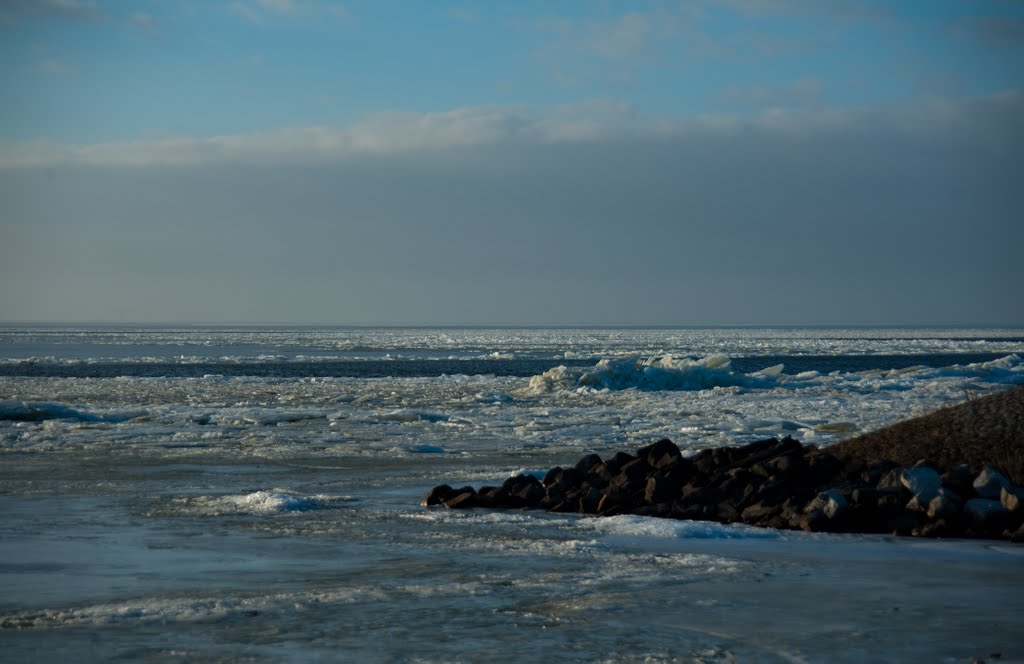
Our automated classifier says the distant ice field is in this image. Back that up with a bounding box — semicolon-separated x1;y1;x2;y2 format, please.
2;326;1024;662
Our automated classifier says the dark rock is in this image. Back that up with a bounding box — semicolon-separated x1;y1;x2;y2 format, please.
542;466;566;487
913;519;957;538
597;490;629;515
475;486;499;508
421;484;455;507
806;489;848;521
850;487;880;507
722;437;803;473
793;509;829;532
740;501;781;525
644;471;683;504
575;454;604;477
804;450;842;484
692;446;738;475
717;467;757;497
709;502;740;523
763;452;807;480
444;489;477;509
745;478;801;510
876;467;907;491
578;487;603;514
680;484;726;507
885;511;922;536
927;492;963;521
974;467;1012;500
965;498;1010;533
499;474;545;507
604;451;636;476
609;458;654;496
941;464;975;497
900;466;942;502
861;460;901;486
637;438;682;469
588;462;615;488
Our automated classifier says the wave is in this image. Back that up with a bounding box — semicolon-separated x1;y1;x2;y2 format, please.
528;354;784;392
527;353;1024;393
0;399;106;422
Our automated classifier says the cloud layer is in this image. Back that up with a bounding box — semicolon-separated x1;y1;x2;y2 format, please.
3;92;1021;168
1;94;1022;324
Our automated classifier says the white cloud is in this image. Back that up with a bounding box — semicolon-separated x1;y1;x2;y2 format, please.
2;93;1021;169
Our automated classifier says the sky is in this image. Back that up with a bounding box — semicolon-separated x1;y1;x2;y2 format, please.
1;0;1023;326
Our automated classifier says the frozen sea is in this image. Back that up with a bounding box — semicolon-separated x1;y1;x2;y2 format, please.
2;325;1024;663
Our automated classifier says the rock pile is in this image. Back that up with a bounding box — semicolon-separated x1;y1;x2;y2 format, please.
422;437;1024;541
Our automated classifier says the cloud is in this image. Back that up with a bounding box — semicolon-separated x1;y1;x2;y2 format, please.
2;93;1021;325
3;93;1020;169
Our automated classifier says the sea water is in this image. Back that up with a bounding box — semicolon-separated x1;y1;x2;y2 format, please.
2;325;1023;662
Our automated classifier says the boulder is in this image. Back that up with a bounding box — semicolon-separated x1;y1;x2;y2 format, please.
444;489;478;509
421;484;455;507
500;474;545;507
637;438;682;469
941;464;975;496
803;450;842;484
764;452;807;480
575;453;604;477
610;458;654;495
542;466;580;491
806;489;848;521
885;511;923;536
914;519;958;538
792;508;829;532
964;498;1010;533
680;484;726;507
927;492;963;521
860;460;901;486
1001;485;1024;512
901;467;942;503
644;471;683;504
877;467;907;491
604;451;636;476
974;467;1012;500
578;487;603;514
740;501;781;525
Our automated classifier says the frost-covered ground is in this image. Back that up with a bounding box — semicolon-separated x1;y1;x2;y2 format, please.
2;326;1023;662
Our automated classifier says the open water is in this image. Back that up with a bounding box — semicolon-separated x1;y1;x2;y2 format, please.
2;325;1024;662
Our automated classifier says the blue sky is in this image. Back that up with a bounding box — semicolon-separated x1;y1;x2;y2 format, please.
1;1;1023;324
3;1;1023;142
